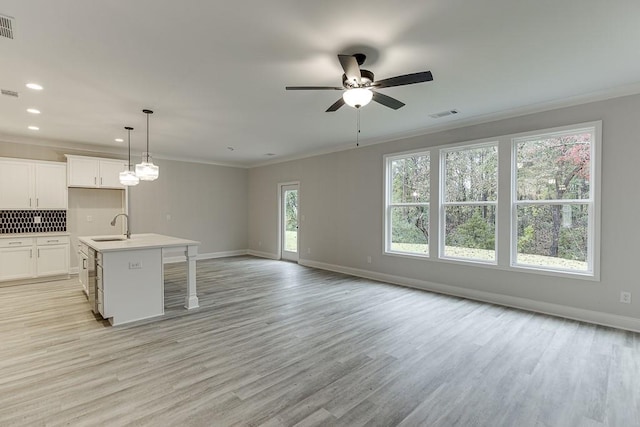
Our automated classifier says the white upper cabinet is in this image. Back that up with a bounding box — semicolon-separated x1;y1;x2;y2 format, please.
66;155;127;189
0;158;67;209
0;160;33;209
35;163;68;209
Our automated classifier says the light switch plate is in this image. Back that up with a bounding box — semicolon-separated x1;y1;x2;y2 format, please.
129;261;142;269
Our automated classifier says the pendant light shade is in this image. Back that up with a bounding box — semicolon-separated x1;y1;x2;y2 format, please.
135;109;159;181
119;126;139;186
343;88;373;108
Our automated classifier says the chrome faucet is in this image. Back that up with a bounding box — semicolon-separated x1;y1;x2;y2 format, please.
110;213;131;239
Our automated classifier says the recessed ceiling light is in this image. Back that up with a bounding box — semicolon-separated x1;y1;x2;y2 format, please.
227;146;234;151
28;125;39;131
26;83;43;90
26;108;40;114
265;153;276;156
115;138;124;142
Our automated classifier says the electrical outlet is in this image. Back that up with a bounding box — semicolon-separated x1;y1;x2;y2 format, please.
367;256;372;264
129;261;142;270
620;291;632;304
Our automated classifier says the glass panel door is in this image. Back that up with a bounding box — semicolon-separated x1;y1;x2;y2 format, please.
281;184;299;261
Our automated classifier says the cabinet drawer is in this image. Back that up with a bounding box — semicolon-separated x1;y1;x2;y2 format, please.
96;275;103;291
97;288;103;304
36;236;70;246
0;238;34;248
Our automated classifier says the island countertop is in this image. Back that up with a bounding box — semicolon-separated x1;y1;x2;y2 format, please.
78;233;200;253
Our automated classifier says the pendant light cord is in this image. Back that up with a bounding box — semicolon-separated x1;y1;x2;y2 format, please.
128;128;132;170
145;112;150;162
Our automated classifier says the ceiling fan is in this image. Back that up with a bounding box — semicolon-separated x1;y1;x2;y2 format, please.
286;53;433;112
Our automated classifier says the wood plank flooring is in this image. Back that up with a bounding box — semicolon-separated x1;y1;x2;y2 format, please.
0;256;639;426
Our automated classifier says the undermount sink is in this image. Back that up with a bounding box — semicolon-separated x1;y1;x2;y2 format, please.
92;236;127;242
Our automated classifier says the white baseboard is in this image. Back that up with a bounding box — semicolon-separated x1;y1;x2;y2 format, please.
69;267;79;275
299;259;640;333
247;249;279;260
163;249;248;264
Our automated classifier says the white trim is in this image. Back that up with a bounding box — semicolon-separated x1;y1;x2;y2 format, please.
69;267;79;275
163;250;247;264
298;259;640;333
247;249;279;260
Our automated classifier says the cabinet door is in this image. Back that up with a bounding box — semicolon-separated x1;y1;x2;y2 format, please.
35;163;68;209
99;160;127;189
0;160;34;209
36;245;69;276
67;157;98;188
0;247;35;281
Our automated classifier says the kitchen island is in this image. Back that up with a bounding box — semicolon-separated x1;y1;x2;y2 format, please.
78;233;200;326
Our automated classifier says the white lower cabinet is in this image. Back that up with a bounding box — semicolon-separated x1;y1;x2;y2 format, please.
0;235;69;282
0;240;35;281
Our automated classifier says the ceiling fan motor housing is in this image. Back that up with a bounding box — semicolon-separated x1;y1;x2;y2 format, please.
343;69;374;88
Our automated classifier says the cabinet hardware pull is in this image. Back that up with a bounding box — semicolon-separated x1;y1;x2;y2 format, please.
94;177;97;185
30;249;33;258
47;240;58;243
100;177;103;185
8;242;22;245
83;259;87;269
29;198;32;207
36;198;39;207
37;249;40;258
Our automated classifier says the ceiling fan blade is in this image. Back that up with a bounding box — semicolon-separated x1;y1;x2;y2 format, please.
326;97;345;112
373;71;433;89
286;86;343;90
338;54;361;85
372;91;405;110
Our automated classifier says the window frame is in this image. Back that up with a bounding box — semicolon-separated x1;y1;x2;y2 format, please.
382;121;601;281
384;150;431;258
510;124;600;278
439;141;499;264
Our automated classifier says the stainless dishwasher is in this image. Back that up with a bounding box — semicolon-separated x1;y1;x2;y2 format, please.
86;247;98;314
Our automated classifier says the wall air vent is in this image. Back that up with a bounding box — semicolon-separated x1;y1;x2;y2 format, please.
1;89;18;97
429;109;458;119
0;14;14;40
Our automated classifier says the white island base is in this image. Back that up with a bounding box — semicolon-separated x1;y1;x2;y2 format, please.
80;233;200;326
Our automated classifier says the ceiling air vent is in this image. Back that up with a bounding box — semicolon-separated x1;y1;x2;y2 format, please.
429;109;458;119
0;14;15;40
1;89;18;98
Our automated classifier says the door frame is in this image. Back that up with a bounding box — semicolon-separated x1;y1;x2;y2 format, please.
278;181;300;262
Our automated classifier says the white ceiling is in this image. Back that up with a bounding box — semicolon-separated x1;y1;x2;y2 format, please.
1;1;640;167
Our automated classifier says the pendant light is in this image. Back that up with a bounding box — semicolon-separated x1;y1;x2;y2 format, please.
135;109;159;181
119;126;140;186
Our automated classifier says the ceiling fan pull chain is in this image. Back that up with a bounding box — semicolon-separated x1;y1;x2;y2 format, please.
356;108;361;147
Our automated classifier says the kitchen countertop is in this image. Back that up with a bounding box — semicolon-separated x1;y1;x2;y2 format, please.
78;233;200;252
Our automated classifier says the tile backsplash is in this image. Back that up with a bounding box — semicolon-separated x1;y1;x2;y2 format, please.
0;210;67;234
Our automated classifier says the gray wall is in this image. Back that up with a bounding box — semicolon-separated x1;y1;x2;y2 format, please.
248;93;640;323
128;158;248;255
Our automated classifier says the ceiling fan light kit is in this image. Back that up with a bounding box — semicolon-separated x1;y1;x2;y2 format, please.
135;109;159;181
343;88;373;108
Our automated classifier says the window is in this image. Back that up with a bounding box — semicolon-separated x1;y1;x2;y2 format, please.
441;143;498;262
385;152;430;256
512;127;596;274
383;121;599;279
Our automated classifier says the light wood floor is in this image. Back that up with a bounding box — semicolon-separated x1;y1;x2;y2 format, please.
0;256;639;426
